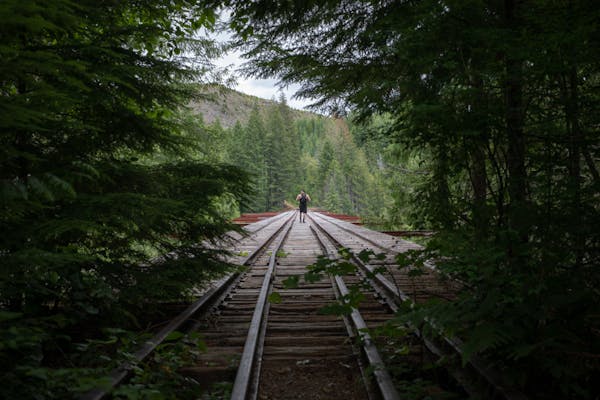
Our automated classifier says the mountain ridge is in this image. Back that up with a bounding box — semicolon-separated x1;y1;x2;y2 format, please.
189;85;322;128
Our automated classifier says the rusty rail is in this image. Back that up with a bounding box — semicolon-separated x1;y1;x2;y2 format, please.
80;211;296;400
308;212;528;400
310;219;400;400
230;212;295;400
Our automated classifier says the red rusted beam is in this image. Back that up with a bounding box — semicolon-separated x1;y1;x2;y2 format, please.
381;230;435;237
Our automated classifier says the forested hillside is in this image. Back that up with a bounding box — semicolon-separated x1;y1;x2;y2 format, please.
189;90;398;225
225;0;600;398
2;1;598;399
188;85;315;128
0;3;250;398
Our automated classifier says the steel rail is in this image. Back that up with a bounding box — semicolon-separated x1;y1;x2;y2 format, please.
334;275;400;400
309;214;469;390
313;220;378;400
242;209;292;235
230;213;296;400
308;213;407;304
310;221;400;400
310;212;411;250
309;212;529;400
327;274;377;400
312;212;441;273
79;211;295;400
310;214;475;390
311;212;441;270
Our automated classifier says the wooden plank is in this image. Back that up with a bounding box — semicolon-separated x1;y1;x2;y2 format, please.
230;213;295;400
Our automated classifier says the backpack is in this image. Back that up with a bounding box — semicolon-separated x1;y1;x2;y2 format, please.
299;194;307;205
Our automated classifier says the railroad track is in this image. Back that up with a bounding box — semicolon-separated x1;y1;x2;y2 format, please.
308;212;461;303
307;212;528;400
82;210;526;400
195;211;398;399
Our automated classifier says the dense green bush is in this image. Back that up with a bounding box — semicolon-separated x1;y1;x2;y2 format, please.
225;0;600;397
0;1;249;398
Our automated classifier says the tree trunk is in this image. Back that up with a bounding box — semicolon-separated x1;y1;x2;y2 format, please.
471;143;489;237
504;0;528;265
566;65;583;268
468;76;490;239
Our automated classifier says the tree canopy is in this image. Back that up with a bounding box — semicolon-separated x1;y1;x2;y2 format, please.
224;0;600;397
2;0;599;398
1;2;250;398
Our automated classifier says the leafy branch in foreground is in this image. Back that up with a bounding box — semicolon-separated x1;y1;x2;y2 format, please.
225;0;600;396
274;248;386;315
0;2;249;399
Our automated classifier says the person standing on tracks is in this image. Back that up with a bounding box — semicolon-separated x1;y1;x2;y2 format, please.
296;190;311;223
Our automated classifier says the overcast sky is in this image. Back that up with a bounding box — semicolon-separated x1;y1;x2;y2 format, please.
211;23;312;111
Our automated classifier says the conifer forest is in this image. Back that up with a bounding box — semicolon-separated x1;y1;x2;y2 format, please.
1;1;599;399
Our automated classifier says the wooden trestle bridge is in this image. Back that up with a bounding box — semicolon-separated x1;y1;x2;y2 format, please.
82;210;528;400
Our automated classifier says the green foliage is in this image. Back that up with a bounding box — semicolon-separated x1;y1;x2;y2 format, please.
0;2;250;399
222;97;310;211
349;115;432;230
226;0;600;397
275;249;287;258
0;326;208;400
314;120;389;217
112;332;207;400
277;249;373;316
216;94;390;216
318;286;365;317
267;291;282;304
282;275;300;289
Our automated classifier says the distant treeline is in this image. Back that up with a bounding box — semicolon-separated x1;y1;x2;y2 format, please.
190;96;400;225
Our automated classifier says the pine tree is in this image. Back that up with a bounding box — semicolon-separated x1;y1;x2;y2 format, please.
225;0;600;396
317;139;335;199
0;2;250;398
243;106;269;211
263;95;297;209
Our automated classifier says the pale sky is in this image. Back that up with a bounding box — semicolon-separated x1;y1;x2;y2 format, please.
211;20;312;111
